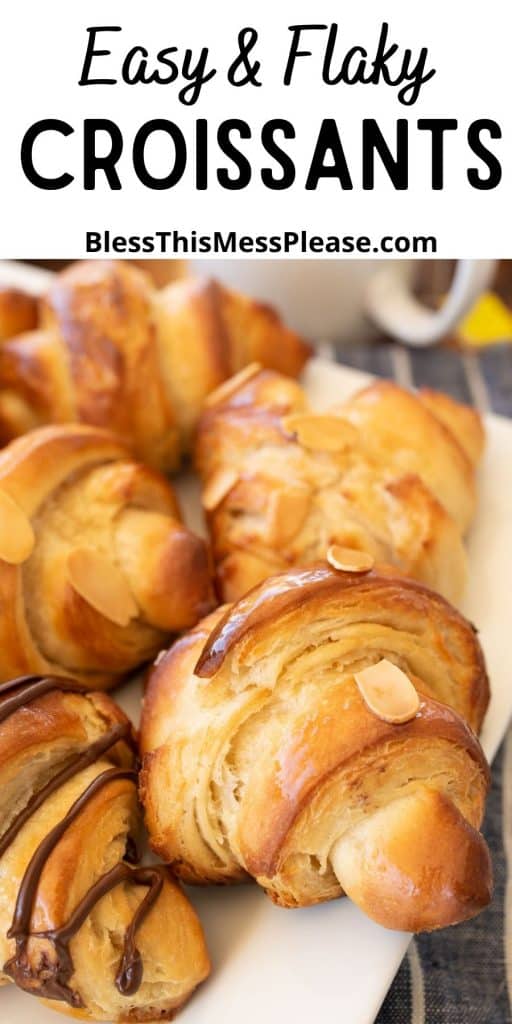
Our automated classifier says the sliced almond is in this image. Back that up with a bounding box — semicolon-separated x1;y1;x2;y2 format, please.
327;545;374;574
282;414;357;452
267;488;311;545
68;548;139;627
0;489;35;565
202;467;239;511
354;659;420;724
204;363;262;407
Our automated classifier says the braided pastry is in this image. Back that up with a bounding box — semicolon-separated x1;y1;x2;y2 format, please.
196;367;485;603
0;262;310;469
0;674;209;1020
141;565;491;933
0;424;214;689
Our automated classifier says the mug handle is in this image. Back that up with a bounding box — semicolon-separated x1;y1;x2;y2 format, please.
365;260;497;347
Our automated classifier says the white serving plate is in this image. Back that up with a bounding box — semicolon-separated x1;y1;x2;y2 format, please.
1;262;511;1024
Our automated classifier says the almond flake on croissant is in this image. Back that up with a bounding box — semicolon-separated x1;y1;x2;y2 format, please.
0;424;214;690
0;675;209;1020
140;565;491;933
195;369;485;603
0;262;310;470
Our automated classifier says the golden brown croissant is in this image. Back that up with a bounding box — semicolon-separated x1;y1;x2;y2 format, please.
0;674;209;1020
196;367;485;603
0;288;39;343
140;564;491;933
0;424;214;689
0;262;310;470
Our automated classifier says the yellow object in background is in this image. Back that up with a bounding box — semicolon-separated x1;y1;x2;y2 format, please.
457;291;512;347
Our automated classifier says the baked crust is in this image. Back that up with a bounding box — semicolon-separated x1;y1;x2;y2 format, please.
0;424;214;689
141;566;491;932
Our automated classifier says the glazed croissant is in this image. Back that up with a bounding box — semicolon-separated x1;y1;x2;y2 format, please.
0;262;310;470
196;367;485;603
0;423;214;689
0;674;209;1020
0;288;38;343
141;564;491;933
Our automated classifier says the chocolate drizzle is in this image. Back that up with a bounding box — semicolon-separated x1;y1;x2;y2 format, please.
0;674;88;723
0;720;133;859
0;675;166;1008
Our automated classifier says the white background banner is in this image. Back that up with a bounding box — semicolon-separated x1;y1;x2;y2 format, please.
1;0;511;257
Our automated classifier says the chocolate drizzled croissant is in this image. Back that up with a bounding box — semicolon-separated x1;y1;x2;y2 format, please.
141;565;491;933
0;675;209;1020
0;261;310;470
0;423;214;689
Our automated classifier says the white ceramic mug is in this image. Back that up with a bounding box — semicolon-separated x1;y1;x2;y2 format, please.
192;259;496;346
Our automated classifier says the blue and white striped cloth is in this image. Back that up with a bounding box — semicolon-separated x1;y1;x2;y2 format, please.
329;340;512;1024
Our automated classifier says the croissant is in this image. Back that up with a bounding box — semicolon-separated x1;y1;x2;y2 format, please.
0;262;310;470
140;563;492;933
0;288;38;343
0;674;209;1020
195;367;485;603
0;423;214;689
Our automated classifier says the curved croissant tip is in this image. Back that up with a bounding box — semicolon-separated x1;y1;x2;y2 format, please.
331;786;493;932
68;548;139;627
